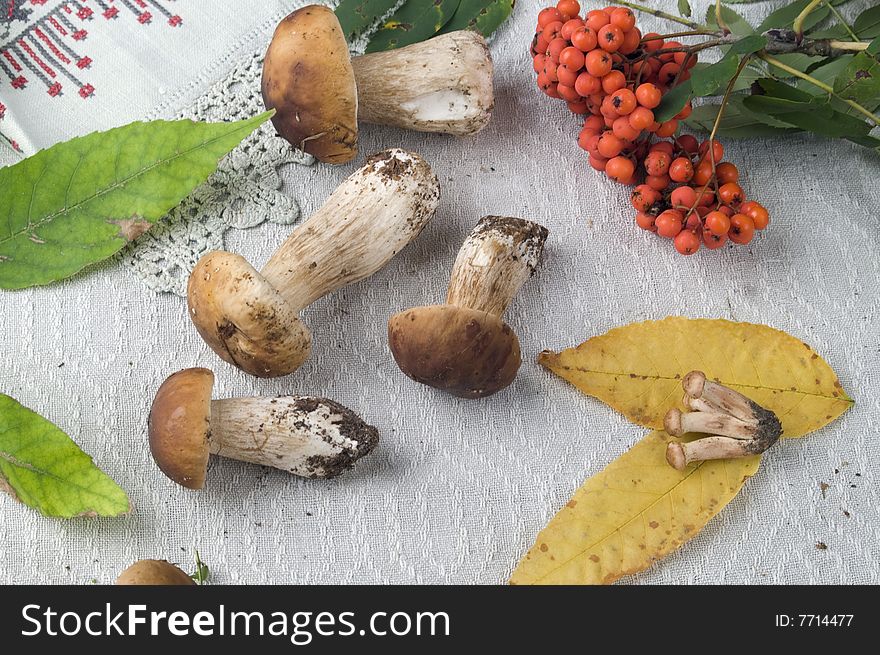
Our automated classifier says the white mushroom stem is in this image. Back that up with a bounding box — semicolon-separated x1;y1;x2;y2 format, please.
682;370;759;424
445;216;549;317
260;149;440;311
208;396;378;479
351;31;494;136
664;408;757;440
666;437;762;471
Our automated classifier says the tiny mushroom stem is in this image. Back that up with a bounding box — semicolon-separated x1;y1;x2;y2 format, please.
665;370;782;471
388;216;548;398
262;5;494;163
148;368;379;489
188;149;439;378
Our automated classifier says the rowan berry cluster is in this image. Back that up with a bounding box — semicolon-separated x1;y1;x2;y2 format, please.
531;1;770;255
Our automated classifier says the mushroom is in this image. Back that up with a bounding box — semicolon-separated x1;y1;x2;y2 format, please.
148;368;379;489
664;371;782;471
261;4;494;163
187;148;440;378
116;560;195;586
388;216;549;398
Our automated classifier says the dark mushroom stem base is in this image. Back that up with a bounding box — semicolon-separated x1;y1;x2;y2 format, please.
664;371;782;470
388;216;548;398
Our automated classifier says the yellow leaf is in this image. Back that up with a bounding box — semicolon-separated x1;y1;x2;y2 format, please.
538;317;852;438
510;431;760;585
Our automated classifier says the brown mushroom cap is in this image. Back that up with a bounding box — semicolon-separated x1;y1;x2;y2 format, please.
262;5;358;164
148;368;214;489
116;560;195;586
187;251;311;378
388;304;521;398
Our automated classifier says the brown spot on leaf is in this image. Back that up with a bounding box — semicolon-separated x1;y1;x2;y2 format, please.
649;520;659;529
567;500;577;508
589;554;600;563
109;215;151;241
540;543;548;552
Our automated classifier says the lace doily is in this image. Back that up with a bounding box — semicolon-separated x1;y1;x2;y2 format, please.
120;52;314;295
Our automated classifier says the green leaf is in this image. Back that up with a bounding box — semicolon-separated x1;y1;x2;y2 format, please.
854;5;880;38
728;34;768;56
685;98;802;138
439;0;513;37
654;81;693;122
691;54;740;95
757;76;818;101
757;0;829;34
833;51;880;106
706;5;754;36
335;0;399;42
678;0;691;18
766;53;825;78
0;113;270;290
0;394;130;518
807;23;852;39
743;95;880;147
366;0;460;52
868;35;880;55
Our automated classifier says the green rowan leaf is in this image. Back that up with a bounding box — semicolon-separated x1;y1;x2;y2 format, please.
678;0;691;19
833;51;880;106
0;394;130;518
706;5;754;36
0;113;270;290
758;0;829;34
335;0;399;42
854;5;880;38
366;0;460;52
439;0;513;37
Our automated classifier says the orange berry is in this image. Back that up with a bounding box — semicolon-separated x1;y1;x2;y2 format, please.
631;184;661;212
656;210;684;238
674;229;701;255
659;41;682;63
609;88;637;115
589;153;608;171
715;162;739;185
635;83;662;109
669;157;694;183
650;140;674;156
658;62;681;86
636;211;657;231
729;213;755;244
740;201;770;230
583;115;604;132
538;7;563;28
543;21;565;44
606;156;635;183
676;134;699;154
675;102;692;119
601;70;626;94
568;100;589;114
644;150;671;176
705;211;731;236
699;139;724;162
598;24;624;52
547;37;568;62
585;49;613;76
556;0;581;21
542;60;559;82
570;26;598;52
628;106;654;131
619;26;642;55
561;18;585;40
559;46;585;71
533;53;546;74
718;182;744;206
575;71;601;96
655;119;678;138
642;33;664;52
610;7;635;31
693;159;714;186
585;9;610;31
646;173;671;191
703;230;728;250
597;131;625;158
557;64;578;87
670;186;695;210
613;116;641;141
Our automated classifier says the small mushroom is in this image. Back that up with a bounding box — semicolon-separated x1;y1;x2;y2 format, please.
148;368;379;489
261;5;494;163
388;216;549;398
116;560;195;586
188;148;439;378
664;371;782;470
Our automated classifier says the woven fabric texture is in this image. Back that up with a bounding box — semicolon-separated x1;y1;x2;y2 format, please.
0;0;878;584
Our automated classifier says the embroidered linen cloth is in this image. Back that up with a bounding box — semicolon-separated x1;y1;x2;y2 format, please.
0;1;878;585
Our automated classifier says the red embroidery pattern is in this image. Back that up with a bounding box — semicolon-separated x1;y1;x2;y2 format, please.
0;0;182;101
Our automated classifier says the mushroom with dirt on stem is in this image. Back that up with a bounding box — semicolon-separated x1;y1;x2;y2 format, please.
261;4;494;164
116;560;195;586
148;368;379;490
664;370;782;471
187;148;440;378
388;216;549;398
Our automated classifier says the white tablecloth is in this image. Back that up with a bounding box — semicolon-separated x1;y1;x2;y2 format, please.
1;0;878;584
